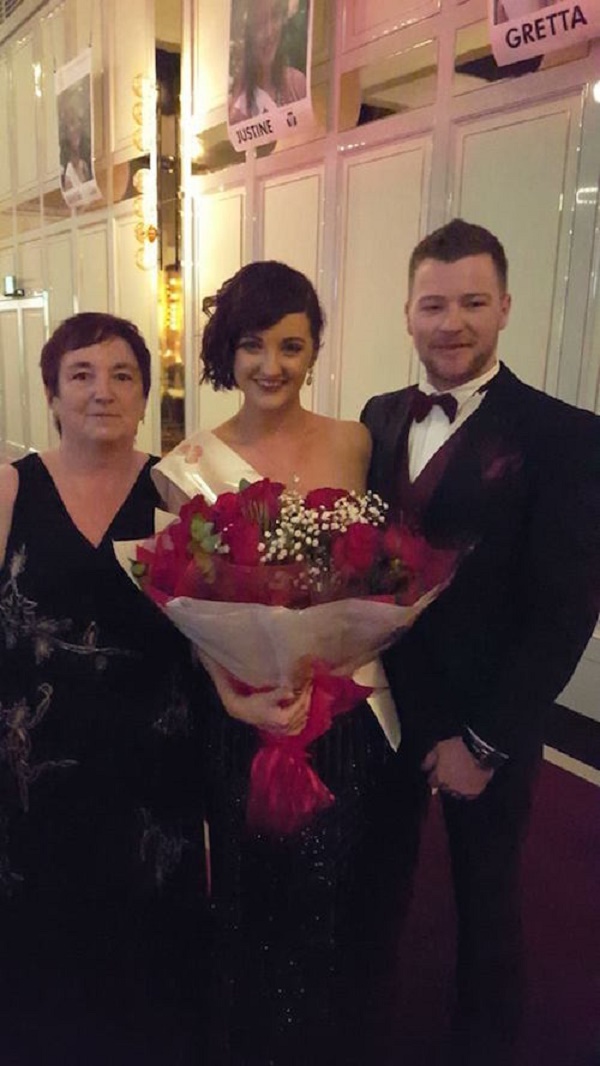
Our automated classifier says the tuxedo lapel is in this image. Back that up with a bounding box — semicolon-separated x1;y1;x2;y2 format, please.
365;388;416;503
420;366;527;543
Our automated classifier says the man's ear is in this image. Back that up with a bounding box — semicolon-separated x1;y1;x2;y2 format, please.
404;299;413;337
499;291;512;330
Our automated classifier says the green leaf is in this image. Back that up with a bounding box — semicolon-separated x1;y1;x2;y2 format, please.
200;531;221;553
190;514;214;542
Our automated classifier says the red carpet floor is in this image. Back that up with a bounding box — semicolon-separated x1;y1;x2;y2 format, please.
389;760;600;1066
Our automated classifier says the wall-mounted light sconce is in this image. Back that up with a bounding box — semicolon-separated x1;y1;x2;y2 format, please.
135;222;158;244
132;73;156;154
131;76;158;270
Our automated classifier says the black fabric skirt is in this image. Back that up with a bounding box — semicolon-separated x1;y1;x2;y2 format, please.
202;694;401;1066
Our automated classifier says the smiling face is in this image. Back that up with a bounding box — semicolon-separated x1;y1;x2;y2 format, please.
406;254;511;391
49;337;147;447
233;312;315;413
249;0;286;72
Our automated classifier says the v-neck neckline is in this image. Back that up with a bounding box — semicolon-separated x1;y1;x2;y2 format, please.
36;453;152;551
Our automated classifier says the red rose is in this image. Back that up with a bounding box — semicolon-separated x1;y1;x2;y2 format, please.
178;494;213;530
136;537;181;596
382;525;428;572
222;519;262;566
212;491;243;531
239;478;285;524
332;523;380;575
383;524;461;601
304;487;350;510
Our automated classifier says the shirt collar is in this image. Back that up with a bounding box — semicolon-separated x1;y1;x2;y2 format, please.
421;361;500;404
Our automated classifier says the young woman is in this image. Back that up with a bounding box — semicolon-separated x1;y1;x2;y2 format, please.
228;0;307;124
153;262;404;1066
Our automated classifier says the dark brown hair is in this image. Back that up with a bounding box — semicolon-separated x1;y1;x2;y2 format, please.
40;312;152;399
409;218;508;293
201;261;325;391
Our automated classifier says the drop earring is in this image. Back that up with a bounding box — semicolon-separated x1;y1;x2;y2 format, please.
306;366;314;386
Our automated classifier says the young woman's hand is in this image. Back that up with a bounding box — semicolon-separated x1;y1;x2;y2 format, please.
201;654;311;736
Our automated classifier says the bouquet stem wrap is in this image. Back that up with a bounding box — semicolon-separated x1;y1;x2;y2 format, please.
234;667;372;836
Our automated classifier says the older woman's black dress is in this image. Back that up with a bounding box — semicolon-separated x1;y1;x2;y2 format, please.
0;454;206;1065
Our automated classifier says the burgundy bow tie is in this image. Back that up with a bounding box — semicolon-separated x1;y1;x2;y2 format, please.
411;389;458;424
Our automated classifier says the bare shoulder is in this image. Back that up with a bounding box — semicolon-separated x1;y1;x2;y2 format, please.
325;416;372;461
308;414;372;491
0;462;19;568
0;462;18;505
283;66;307;100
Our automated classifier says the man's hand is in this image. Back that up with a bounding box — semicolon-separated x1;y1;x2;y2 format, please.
421;737;495;799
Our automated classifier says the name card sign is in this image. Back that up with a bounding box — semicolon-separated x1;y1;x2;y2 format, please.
489;0;600;66
227;0;315;152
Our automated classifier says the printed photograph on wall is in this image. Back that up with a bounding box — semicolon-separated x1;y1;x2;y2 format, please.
55;49;102;208
493;0;554;24
227;0;314;153
489;0;599;65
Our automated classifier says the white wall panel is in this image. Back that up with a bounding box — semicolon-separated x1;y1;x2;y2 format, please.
13;35;38;194
77;222;109;311
110;0;153;160
19;239;44;293
0;310;26;450
41;6;66;182
46;231;75;329
453;97;581;393
263;171;321;282
0;60;12;201
0;247;14;280
114;212;159;454
337;140;429;420
341;0;440;52
194;188;244;432
75;0;97;52
23;306;50;452
262;170;322;411
192;0;230;118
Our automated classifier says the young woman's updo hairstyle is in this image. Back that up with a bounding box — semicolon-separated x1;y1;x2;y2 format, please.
201;260;325;391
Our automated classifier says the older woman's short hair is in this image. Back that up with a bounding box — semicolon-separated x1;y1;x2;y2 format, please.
201;261;325;391
40;312;152;398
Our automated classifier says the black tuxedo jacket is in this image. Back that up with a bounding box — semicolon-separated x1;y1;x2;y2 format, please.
361;364;600;759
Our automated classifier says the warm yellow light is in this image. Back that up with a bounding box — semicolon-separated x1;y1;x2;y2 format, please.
593;81;600;104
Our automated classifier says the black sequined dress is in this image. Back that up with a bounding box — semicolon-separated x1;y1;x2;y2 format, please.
0;454;206;1065
153;432;405;1066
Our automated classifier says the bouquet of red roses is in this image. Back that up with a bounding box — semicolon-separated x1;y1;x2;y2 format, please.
119;479;458;835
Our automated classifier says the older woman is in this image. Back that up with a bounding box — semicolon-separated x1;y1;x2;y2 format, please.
0;313;205;1064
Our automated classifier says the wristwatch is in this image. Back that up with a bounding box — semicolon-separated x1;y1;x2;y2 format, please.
463;727;509;771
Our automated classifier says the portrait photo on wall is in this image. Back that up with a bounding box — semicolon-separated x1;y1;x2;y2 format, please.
227;0;314;152
55;49;102;208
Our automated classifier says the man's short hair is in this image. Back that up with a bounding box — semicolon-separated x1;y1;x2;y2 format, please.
409;218;508;292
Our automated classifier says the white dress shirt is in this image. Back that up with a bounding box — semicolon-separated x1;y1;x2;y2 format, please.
408;363;500;482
